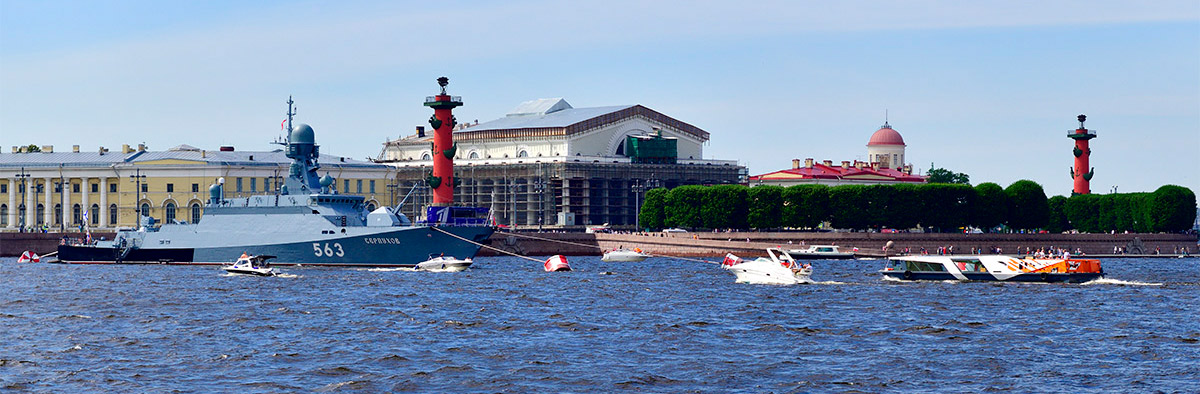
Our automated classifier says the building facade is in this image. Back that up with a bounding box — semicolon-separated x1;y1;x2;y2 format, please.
377;98;745;227
1;143;394;231
750;121;925;187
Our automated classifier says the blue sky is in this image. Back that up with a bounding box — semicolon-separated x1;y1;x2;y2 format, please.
2;0;1198;196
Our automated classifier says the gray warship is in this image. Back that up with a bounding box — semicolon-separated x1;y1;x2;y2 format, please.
58;98;493;266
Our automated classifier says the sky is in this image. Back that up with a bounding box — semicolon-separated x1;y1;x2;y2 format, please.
2;0;1198;197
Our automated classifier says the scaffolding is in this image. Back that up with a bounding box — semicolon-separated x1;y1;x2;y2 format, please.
385;161;744;228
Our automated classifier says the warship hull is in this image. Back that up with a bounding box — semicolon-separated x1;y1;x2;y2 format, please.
58;225;493;267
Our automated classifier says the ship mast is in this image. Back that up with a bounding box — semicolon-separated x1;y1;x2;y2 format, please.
286;95;296;135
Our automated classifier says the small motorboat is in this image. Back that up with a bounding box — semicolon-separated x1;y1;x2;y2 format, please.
722;248;813;285
544;255;571;272
415;254;473;272
786;245;855;260
601;248;651;262
881;255;1103;283
223;253;277;276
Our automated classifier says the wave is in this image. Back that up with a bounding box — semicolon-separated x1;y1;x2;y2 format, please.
1081;278;1164;286
365;267;416;272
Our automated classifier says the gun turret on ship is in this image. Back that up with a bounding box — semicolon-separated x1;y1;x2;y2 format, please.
58;93;494;266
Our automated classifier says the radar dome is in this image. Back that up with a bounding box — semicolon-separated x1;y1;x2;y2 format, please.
319;174;335;187
290;123;315;144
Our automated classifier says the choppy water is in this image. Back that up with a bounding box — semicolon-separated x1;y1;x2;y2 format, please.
1;256;1197;393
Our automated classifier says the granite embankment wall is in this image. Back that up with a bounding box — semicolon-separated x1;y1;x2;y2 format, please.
478;231;1200;258
3;231;1195;258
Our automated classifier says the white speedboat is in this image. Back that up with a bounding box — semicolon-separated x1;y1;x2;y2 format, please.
223;254;278;276
722;248;813;285
601;248;651;262
786;245;855;260
415;255;473;272
881;255;1103;283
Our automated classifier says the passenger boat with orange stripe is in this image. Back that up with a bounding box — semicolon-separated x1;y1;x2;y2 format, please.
881;255;1103;283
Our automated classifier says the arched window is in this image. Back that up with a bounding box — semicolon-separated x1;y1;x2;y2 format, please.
469;151;479;159
54;203;63;225
19;204;26;225
165;202;176;222
139;203;150;217
191;203;202;224
0;204;6;226
421;152;431;160
90;204;100;225
36;204;45;225
517;150;528;158
73;204;81;224
109;204;118;226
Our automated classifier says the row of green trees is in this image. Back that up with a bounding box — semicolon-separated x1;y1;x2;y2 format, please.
638;182;1196;233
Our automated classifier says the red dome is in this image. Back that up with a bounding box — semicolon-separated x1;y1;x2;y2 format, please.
867;124;905;146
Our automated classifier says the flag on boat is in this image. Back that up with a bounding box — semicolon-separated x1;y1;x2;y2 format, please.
721;253;742;266
17;250;40;263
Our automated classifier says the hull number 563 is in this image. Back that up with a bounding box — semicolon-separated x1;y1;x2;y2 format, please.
313;242;345;257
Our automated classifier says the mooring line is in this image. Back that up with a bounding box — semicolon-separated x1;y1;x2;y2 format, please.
431;227;543;263
496;230;721;265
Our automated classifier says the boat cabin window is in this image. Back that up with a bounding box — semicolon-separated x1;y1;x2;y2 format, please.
815;247;835;252
905;261;946;272
951;258;987;272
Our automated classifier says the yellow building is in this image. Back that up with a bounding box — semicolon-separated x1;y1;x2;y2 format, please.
1;144;396;231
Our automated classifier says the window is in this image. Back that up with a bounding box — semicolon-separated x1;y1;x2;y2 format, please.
91;183;98;193
369;180;375;194
421;152;431;160
109;183;117;193
139;203;150;217
191;203;202;224
54;204;62;225
109;204;118;225
192;184;199;193
90;204;99;225
517;150;528;158
469;152;479;159
165;202;176;222
18;184;24;193
54;183;62;193
73;183;80;193
73;204;81;224
18;204;26;224
1;184;7;193
167;184;174;193
36;204;44;225
0;204;6;226
236;178;243;192
356;180;362;193
344;180;350;193
141;183;148;193
264;178;271;192
250;178;257;192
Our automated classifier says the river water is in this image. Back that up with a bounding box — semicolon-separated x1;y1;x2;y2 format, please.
1;256;1197;393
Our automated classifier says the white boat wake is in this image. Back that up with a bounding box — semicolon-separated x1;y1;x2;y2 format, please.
1081;278;1163;286
365;267;417;272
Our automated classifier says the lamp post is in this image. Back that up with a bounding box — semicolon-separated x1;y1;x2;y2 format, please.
632;177;661;230
15;167;29;231
129;168;147;219
533;177;546;232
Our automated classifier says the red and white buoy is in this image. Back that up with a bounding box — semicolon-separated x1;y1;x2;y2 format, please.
544;255;571;272
17;251;41;263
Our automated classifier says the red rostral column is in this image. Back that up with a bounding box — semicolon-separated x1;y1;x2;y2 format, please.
424;77;463;206
1068;114;1097;195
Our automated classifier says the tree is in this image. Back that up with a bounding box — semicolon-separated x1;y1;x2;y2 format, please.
638;187;668;230
1065;194;1101;232
917;183;973;232
781;185;829;229
970;182;1008;231
884;184;922;230
828;185;870;230
926;163;970;185
702;184;748;229
24;144;41;153
1045;195;1070;233
664;185;707;229
1148;185;1197;232
1005;180;1049;231
747;185;783;229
